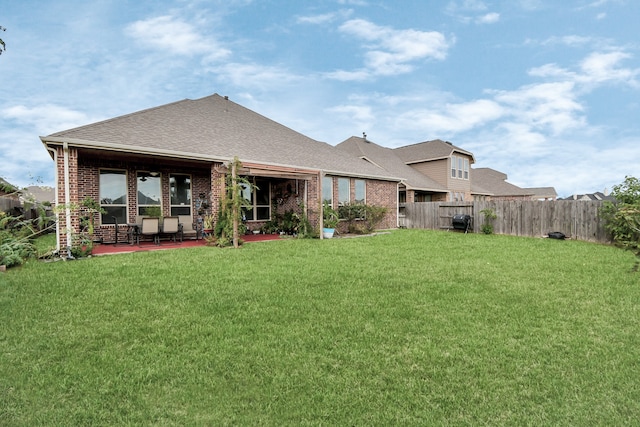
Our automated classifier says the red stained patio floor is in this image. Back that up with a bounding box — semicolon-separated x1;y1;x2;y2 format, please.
91;233;282;256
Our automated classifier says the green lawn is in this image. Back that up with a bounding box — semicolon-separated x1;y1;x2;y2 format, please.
1;229;639;425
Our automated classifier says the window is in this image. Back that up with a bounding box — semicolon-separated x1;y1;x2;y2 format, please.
451;156;469;180
242;177;270;221
338;178;350;205
137;172;161;216
170;174;191;216
322;176;333;206
354;179;366;204
100;170;127;224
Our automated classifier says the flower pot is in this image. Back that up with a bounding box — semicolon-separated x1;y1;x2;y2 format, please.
322;228;335;238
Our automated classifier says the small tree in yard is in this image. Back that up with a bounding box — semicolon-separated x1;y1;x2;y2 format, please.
480;208;497;234
213;157;253;248
601;176;640;271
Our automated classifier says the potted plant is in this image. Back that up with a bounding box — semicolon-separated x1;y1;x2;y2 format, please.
203;214;215;234
322;202;339;238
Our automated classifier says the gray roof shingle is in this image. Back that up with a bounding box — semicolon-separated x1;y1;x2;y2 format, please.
393;139;475;164
44;94;399;181
337;136;447;192
471;168;533;197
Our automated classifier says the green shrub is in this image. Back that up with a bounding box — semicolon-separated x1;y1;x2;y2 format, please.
601;176;640;271
480;208;497;235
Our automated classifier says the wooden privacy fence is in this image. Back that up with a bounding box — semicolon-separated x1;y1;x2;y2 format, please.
0;196;21;214
400;200;612;243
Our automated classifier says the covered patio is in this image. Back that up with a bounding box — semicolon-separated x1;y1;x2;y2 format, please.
91;233;282;256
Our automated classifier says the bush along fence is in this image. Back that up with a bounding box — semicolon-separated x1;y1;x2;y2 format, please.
400;200;612;243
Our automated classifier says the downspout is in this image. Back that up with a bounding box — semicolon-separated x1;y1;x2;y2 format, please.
319;170;324;239
45;145;61;254
63;142;73;257
397;182;400;228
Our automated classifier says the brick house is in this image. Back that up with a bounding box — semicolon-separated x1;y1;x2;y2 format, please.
40;94;400;254
338;137;475;202
338;137;556;203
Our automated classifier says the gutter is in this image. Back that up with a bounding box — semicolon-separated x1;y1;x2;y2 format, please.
319;170;324;239
63;142;72;257
44;145;61;254
41;136;403;183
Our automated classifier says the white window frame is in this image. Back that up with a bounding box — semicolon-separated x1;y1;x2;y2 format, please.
99;169;128;225
338;178;350;206
137;171;162;217
242;177;271;221
354;179;366;204
322;176;334;207
169;173;192;217
451;156;457;178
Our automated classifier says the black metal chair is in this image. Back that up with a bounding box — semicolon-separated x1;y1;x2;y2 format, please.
112;216;133;245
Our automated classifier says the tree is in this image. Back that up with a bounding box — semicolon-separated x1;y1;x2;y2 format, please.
601;176;640;271
0;26;6;55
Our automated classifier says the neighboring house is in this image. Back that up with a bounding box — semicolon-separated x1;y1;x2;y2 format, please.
472;168;537;201
337;138;557;203
40;94;401;254
336;136;448;203
525;187;558;201
560;192;614;201
0;177;19;198
393;139;475;202
23;186;56;205
0;177;21;214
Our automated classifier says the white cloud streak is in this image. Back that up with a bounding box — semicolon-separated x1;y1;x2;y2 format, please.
327;19;452;80
125;15;231;60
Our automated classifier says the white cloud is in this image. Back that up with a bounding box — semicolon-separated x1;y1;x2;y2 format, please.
395;99;504;134
446;0;500;24
477;12;500;24
329;19;452;79
530;50;640;89
445;0;488;14
578;51;639;86
210;62;304;90
337;0;368;5
297;9;353;25
125;15;231;60
527;35;615;49
3;104;97;135
0;104;101;187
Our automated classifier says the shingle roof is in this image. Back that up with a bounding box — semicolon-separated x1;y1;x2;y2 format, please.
43;94;399;181
393;139;475;164
560;192;615;201
471;168;533;197
336;136;447;192
525;187;558;200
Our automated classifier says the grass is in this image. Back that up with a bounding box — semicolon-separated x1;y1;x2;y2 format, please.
1;229;639;425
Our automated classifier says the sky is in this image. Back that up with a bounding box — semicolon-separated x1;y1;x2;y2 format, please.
1;0;639;198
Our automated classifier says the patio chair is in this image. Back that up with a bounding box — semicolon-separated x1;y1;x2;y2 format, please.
178;215;199;240
139;217;160;245
161;216;181;243
112;216;133;245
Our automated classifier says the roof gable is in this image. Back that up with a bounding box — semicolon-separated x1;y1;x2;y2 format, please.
471;167;533;197
337;136;447;192
393;139;475;164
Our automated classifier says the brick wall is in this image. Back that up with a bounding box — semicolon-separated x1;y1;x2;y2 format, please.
324;176;398;232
